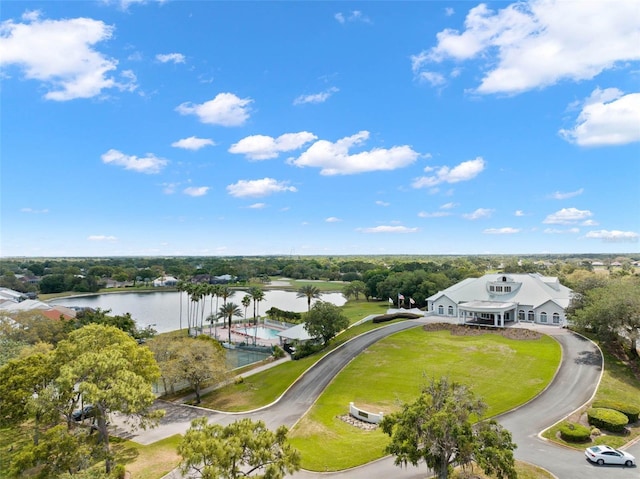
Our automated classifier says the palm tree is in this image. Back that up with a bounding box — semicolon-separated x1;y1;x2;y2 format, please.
249;287;265;346
297;284;322;312
176;280;187;331
211;284;223;338
219;286;234;308
218;302;243;344
241;294;251;321
188;283;205;336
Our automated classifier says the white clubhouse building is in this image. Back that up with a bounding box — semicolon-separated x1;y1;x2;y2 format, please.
426;273;574;327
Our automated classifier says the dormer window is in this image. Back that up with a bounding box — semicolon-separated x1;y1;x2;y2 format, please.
487;276;521;295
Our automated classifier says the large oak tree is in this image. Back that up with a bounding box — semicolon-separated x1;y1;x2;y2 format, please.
381;377;516;479
178;417;300;479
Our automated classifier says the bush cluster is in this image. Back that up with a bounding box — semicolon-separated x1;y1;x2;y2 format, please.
292;342;324;360
559;421;591;442
587;407;629;433
592;399;639;423
372;312;422;324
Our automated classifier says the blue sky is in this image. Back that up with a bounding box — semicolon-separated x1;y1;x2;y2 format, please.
1;0;639;257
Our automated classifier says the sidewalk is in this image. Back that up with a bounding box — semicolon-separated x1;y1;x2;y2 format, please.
172;354;292;405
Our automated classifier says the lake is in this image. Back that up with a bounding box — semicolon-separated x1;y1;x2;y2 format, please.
50;289;347;333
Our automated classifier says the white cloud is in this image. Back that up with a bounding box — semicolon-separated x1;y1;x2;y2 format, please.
0;13;136;100
375;200;390;207
102;0;166;10
549;188;584;200
412;157;485;188
162;182;178;194
20;207;49;214
585;230;639;242
176;93;252;126
417;71;446;87
357;225;419;233
229;132;317;160
156;52;185;64
413;1;640;94
418;211;451;218
171;136;215;150
88;235;117;241
226;178;297;198
559;89;640;146
543;207;593;224
290;131;419;175
483;227;521;234
441;202;458;210
325;217;342;223
183;186;209;197
445;7;455;17
463;208;493;220
514;210;525;216
335;10;371;24
248;203;267;209
294;87;339;105
101;149;167;174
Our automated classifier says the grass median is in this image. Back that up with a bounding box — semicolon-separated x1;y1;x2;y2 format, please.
288;326;561;471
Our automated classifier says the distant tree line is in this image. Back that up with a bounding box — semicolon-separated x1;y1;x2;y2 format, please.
1;254;637;299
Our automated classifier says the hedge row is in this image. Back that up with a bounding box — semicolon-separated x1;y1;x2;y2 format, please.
592;400;639;423
587;407;629;433
559;421;591;442
372;312;422;324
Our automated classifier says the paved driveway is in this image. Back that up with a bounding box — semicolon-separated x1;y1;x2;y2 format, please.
117;320;638;478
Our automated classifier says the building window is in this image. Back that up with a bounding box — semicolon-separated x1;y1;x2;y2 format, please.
504;286;511;293
496;286;503;292
540;312;547;323
438;305;444;315
489;285;495;292
528;311;534;321
518;310;525;321
553;313;560;324
448;305;454;316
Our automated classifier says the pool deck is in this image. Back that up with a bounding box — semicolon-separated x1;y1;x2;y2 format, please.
193;323;285;347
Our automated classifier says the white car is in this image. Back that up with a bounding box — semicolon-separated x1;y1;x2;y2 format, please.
585;445;636;466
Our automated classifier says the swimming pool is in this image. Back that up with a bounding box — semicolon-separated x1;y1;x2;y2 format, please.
235;326;282;340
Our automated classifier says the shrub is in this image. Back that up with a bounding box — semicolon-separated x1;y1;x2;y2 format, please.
272;345;285;359
558;421;591;442
372;312;422;324
587;407;629;433
590;427;601;436
234;376;244;385
592;399;640;423
112;464;126;479
293;341;323;360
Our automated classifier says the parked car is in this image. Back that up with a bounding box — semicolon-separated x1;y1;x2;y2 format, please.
585;445;635;466
72;405;96;421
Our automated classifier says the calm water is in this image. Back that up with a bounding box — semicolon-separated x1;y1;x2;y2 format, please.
235;326;282;340
50;289;346;333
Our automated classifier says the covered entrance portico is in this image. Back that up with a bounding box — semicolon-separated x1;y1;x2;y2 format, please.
458;301;517;328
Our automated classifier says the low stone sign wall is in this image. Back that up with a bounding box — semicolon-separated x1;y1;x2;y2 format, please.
349;402;384;424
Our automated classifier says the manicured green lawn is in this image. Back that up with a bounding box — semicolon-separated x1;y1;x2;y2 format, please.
542;336;640;449
198;301;394;410
289;327;561;471
115;434;182;479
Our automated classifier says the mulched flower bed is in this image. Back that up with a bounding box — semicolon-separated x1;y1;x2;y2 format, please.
337;414;379;430
423;322;543;340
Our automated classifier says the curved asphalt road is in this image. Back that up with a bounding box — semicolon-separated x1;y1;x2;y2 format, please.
120;320;639;478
